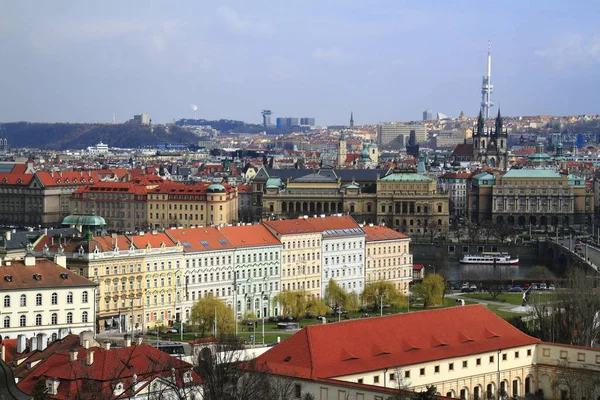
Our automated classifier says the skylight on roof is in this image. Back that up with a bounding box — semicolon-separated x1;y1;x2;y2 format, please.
218;239;227;246
200;240;209;247
182;241;191;248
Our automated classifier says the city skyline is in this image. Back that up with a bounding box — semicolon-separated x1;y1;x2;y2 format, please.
1;1;600;125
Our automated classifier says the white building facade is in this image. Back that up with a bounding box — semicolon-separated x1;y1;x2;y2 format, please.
0;257;97;341
321;228;366;296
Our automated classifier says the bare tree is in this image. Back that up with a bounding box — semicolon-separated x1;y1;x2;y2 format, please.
551;359;600;400
485;285;504;301
528;268;600;346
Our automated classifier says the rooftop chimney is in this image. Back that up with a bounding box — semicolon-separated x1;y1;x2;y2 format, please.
103;341;111;351
54;255;66;268
30;336;38;352
124;335;132;347
37;333;48;352
0;345;5;362
70;350;78;361
16;334;26;354
24;256;36;266
86;350;94;366
83;340;89;349
137;337;143;345
5;231;11;241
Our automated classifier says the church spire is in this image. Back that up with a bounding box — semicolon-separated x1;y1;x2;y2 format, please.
476;110;484;136
494;108;503;136
349;111;354;128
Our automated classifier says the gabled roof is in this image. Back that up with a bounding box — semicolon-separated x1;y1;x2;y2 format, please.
219;225;281;248
303;215;362;236
452;143;473;156
167;227;234;252
0;259;96;290
362;225;408;242
36;171;99;187
0;173;34;186
253;305;539;380
128;232;177;249
263;219;320;236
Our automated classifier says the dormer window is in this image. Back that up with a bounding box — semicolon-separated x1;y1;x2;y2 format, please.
64;178;69;184
16;178;22;184
60;272;69;280
33;273;42;281
81;178;86;183
4;275;12;282
56;179;61;184
113;382;124;396
46;379;60;395
1;178;6;184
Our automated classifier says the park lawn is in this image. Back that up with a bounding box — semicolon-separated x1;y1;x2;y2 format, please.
237;331;292;345
460;292;551;305
485;304;523;319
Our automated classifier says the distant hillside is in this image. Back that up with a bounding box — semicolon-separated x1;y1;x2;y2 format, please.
0;122;203;150
0;119;288;150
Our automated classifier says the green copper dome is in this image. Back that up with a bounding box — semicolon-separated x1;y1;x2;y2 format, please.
207;183;226;193
62;212;106;227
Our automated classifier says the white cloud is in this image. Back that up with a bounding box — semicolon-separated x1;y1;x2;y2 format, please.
216;6;273;35
312;47;346;62
535;33;600;69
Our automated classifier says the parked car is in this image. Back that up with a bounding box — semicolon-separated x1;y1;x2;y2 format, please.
167;328;178;334
531;283;540;290
540;283;547;290
523;284;530;290
509;286;523;293
147;330;159;336
548;284;556;290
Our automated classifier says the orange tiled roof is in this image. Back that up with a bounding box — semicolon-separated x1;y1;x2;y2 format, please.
167;227;234;251
128;232;178;249
362;225;408;242
263;219;320;235
36;171;99;187
0;259;96;290
303;215;361;232
251;305;539;380
219;225;281;247
0;173;34;185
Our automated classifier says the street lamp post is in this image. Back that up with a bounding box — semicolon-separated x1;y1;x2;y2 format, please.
378;293;384;317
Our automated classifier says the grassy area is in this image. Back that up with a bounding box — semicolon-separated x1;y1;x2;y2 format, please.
460;292;551;305
485;304;523;319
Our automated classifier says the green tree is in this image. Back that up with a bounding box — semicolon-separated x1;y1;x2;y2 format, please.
306;297;330;316
32;378;50;400
413;274;445;308
189;294;234;337
324;279;348;312
346;291;361;312
361;281;407;310
273;290;308;320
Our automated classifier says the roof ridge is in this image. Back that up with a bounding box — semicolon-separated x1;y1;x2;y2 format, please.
305;326;316;379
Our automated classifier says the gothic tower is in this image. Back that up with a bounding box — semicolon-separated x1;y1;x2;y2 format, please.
472;109;508;170
337;132;347;167
349;111;354;128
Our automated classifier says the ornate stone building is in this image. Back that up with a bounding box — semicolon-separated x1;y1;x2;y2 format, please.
468;169;594;226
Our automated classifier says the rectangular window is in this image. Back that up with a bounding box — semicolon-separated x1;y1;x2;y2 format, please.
434;365;439;373
419;368;425;376
489;355;494;363
527;349;532;356
543;348;551;357
476;358;481;366
514;351;519;359
462;361;467;368
373;376;379;384
502;353;507;361
448;363;454;371
559;351;568;360
577;353;585;362
404;371;410;378
389;373;395;381
294;384;301;398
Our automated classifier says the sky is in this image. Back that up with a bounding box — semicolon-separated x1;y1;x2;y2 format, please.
1;1;600;125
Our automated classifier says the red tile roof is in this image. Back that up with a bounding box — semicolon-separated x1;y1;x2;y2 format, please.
236;185;252;193
252;305;539;379
263;219;320;235
303;215;361;233
128;232;177;249
73;181;148;196
0;259;96;290
10;164;27;174
0;173;34;185
36;171;99;187
219;225;281;247
17;342;200;399
362;225;408;242
413;264;424;271
167;227;234;252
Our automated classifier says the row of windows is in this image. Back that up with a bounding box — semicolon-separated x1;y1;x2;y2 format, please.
324;268;363;279
283;280;320;291
3;292;87;308
366;245;409;256
325;242;362;252
3;312;89;328
186;256;233;268
236;252;279;264
368;268;410;280
284;239;320;249
283;266;320;277
324;254;363;265
367;257;411;268
285;253;320;264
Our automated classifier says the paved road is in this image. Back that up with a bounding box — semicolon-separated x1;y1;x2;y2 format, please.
446;292;530;314
555;238;600;271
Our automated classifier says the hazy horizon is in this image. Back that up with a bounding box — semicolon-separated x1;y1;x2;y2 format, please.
2;1;599;125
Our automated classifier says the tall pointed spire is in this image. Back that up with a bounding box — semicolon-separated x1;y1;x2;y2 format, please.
476;110;484;136
349;111;354;128
494;108;503;136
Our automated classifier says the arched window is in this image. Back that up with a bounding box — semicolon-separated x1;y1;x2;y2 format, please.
82;291;88;303
66;312;73;324
51;293;58;305
35;314;42;326
36;293;42;306
19;315;26;327
51;313;58;325
20;294;26;307
82;311;88;323
3;316;9;328
3;295;9;308
66;292;73;304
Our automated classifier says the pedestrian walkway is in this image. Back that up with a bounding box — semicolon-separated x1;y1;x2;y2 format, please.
447;293;531;314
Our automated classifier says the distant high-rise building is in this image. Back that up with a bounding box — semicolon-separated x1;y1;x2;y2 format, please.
132;113;150;125
262;110;272;128
276;117;299;129
350;111;354;128
423;109;432;121
300;117;315;126
481;40;494;119
377;124;427;146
